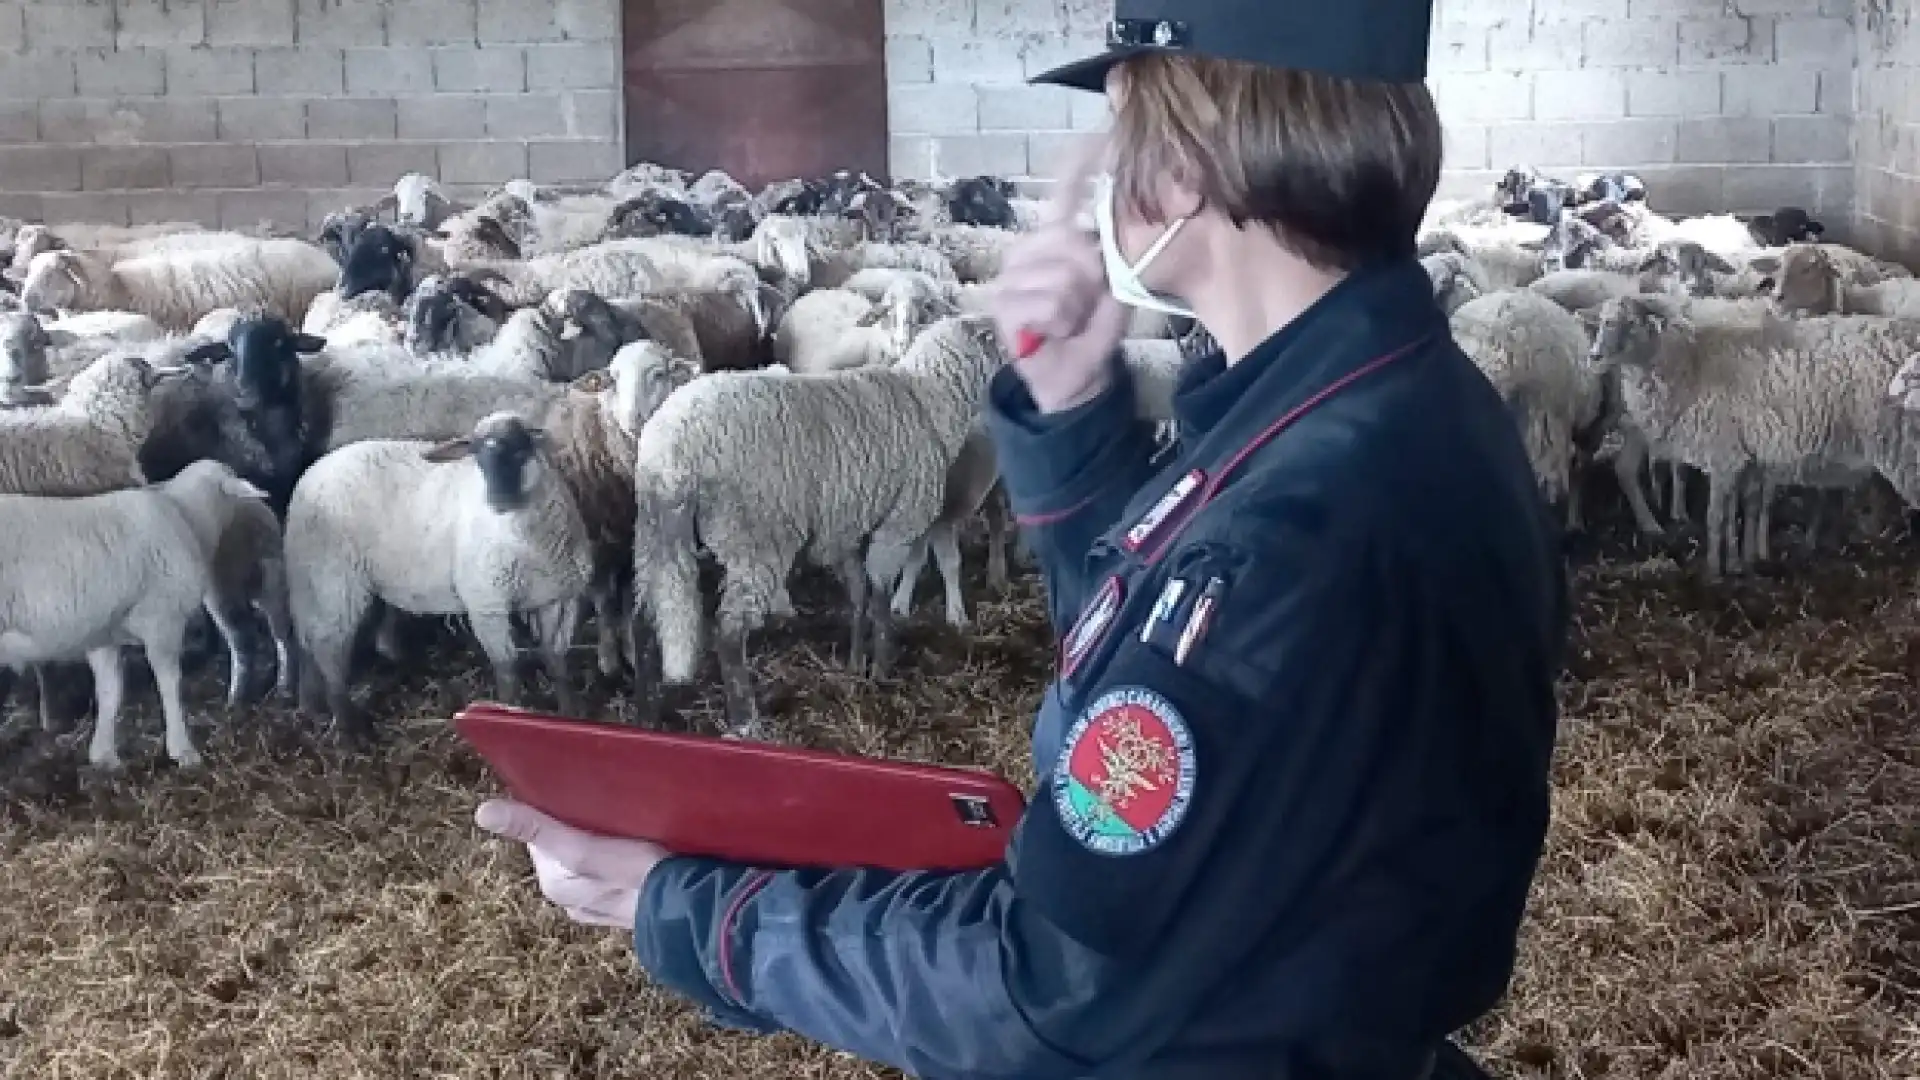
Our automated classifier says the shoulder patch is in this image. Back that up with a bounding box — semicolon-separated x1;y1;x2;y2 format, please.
1050;686;1196;856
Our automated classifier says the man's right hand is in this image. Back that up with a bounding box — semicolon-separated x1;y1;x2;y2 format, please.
987;138;1129;415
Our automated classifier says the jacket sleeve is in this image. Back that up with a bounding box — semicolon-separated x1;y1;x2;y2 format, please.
980;357;1163;636
629;508;1491;1080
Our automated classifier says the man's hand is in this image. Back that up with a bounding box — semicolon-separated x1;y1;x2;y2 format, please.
475;799;670;930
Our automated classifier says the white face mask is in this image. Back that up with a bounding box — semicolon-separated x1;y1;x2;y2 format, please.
1091;172;1196;319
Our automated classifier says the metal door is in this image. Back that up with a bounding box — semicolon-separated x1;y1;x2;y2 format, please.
622;0;890;189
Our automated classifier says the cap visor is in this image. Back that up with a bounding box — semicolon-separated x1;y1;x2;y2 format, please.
1028;47;1147;92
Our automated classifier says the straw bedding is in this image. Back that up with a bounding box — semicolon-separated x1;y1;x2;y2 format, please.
0;487;1916;1079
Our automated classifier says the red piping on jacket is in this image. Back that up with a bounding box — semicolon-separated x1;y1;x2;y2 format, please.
717;869;776;1007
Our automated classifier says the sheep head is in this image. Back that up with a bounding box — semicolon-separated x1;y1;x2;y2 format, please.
391;173;455;230
19;250;98;314
336;223;416;303
1768;244;1844;317
1637;241;1735;299
0;310;53;401
10;224;61;274
1421;252;1484;315
1887;355;1920;410
423;411;552;514
1586;294;1682;373
226;316;327;411
1539;215;1607;273
605;340;698;436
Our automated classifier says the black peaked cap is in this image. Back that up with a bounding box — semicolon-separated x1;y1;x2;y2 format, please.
1031;0;1436;91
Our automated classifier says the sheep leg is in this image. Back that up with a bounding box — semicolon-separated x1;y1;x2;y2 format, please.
469;612;523;705
1669;463;1690;525
299;591;376;747
1749;473;1775;565
83;646;127;772
1613;432;1663;537
257;560;298;700
715;627;759;739
34;665;60;733
840;556;872;674
888;535;932;621
864;527;920;680
931;523;970;629
373;604;406;664
531;599;582;717
983;487;1012;594
145;634;202;770
1704;470;1735;579
587;575;623;680
202;592;259;709
709;551;781;737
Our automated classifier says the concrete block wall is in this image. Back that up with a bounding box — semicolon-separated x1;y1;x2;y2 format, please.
885;0;1858;225
0;0;624;232
1855;0;1920;263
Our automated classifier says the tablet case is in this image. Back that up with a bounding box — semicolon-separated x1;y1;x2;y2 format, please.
454;702;1028;873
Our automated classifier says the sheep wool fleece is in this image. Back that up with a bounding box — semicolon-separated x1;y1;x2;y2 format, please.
630;258;1568;1079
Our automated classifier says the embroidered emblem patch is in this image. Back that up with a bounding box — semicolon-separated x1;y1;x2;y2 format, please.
1051;687;1195;856
1060;575;1124;678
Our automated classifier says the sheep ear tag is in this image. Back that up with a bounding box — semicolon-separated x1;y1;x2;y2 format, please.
1121;469;1206;555
1061;576;1125;681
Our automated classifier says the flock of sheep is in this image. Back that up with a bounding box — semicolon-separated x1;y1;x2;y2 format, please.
0;158;1914;775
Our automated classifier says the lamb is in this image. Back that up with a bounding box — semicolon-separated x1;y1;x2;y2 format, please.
379;172;463;231
462;237;760;309
1584;293;1920;577
0;459;271;770
20;239;340;333
203;494;298;707
0;351;191;498
630;315;1008;735
839;267;959;315
285;412;595;744
8;222;237;275
772;282;939;374
925;224;1016;283
1768;243;1920;319
299;337;571;454
889;424;1012;628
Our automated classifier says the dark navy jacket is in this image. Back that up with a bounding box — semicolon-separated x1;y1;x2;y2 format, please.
632;257;1567;1079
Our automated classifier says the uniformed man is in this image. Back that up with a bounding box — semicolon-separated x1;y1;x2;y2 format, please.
476;1;1568;1076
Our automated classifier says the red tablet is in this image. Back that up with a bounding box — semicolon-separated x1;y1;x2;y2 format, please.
453;702;1028;873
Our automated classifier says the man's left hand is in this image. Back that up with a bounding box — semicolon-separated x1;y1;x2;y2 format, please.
475;799;671;930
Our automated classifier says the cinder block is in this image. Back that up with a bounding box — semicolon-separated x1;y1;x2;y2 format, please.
347;141;438;185
487;93;569;137
1488;123;1582;170
306;186;390;224
1532;0;1626;19
1429;25;1488;74
0;102;35;142
217;188;309;232
1674;117;1773;164
888;0;975;37
1632;0;1726;16
1580;118;1679;166
980;85;1072;131
345;47;436;94
1021;30;1106;82
1443;123;1490;171
41;193;133;226
935;37;1029;84
887;36;934;84
1718;67;1818;119
1433;0;1524;27
1677;17;1775;66
259;142;349;186
933;134;1029;179
433;46;525;92
0;146;79;191
1430;72;1532;123
477;0;563;43
77;48;166;96
0;52;76;98
525;42;617;89
439;140;529;183
308;97;397;139
1531;70;1626;121
1773;115;1852;164
389;0;478;45
1485;20;1583;72
208;0;295;46
1814;68;1852;116
128;192;222;227
24;2;112;49
81;147;170;190
977;0;1065;36
553;0;619;41
399;95;488;138
560;90;617;138
1720;165;1820;214
165;47;257;96
890;135;937;182
889;84;980;135
1625;70;1720;117
1434;170;1499;202
171;144;259;188
40;98;219;144
118;0;207;48
1632;164;1725;215
527;138;623;182
254;47;343;94
0;3;23;51
1774;17;1853;64
294;0;386;46
1582;20;1678;69
1068;90;1109;132
218;96;306;140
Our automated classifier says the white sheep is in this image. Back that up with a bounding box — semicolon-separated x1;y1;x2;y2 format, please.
1527;268;1645;312
302;289;406;348
204;494;298;708
889;424;1011;628
302;343;570;453
1423;251;1493;315
20;239;340;333
631;315;1009;736
1419;228;1545;290
285;411;595;744
1768;243;1920;319
0;459;270;770
0;351;189;497
465;238;759;310
773;283;933;374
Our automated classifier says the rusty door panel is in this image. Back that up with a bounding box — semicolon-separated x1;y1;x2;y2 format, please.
622;0;889;190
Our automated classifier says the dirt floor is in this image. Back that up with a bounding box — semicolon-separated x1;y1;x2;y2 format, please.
1;492;1917;1079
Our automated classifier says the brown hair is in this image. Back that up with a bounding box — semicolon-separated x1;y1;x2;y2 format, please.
1107;53;1444;272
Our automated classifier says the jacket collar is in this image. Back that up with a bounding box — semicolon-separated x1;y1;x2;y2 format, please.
1171;257;1444;439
